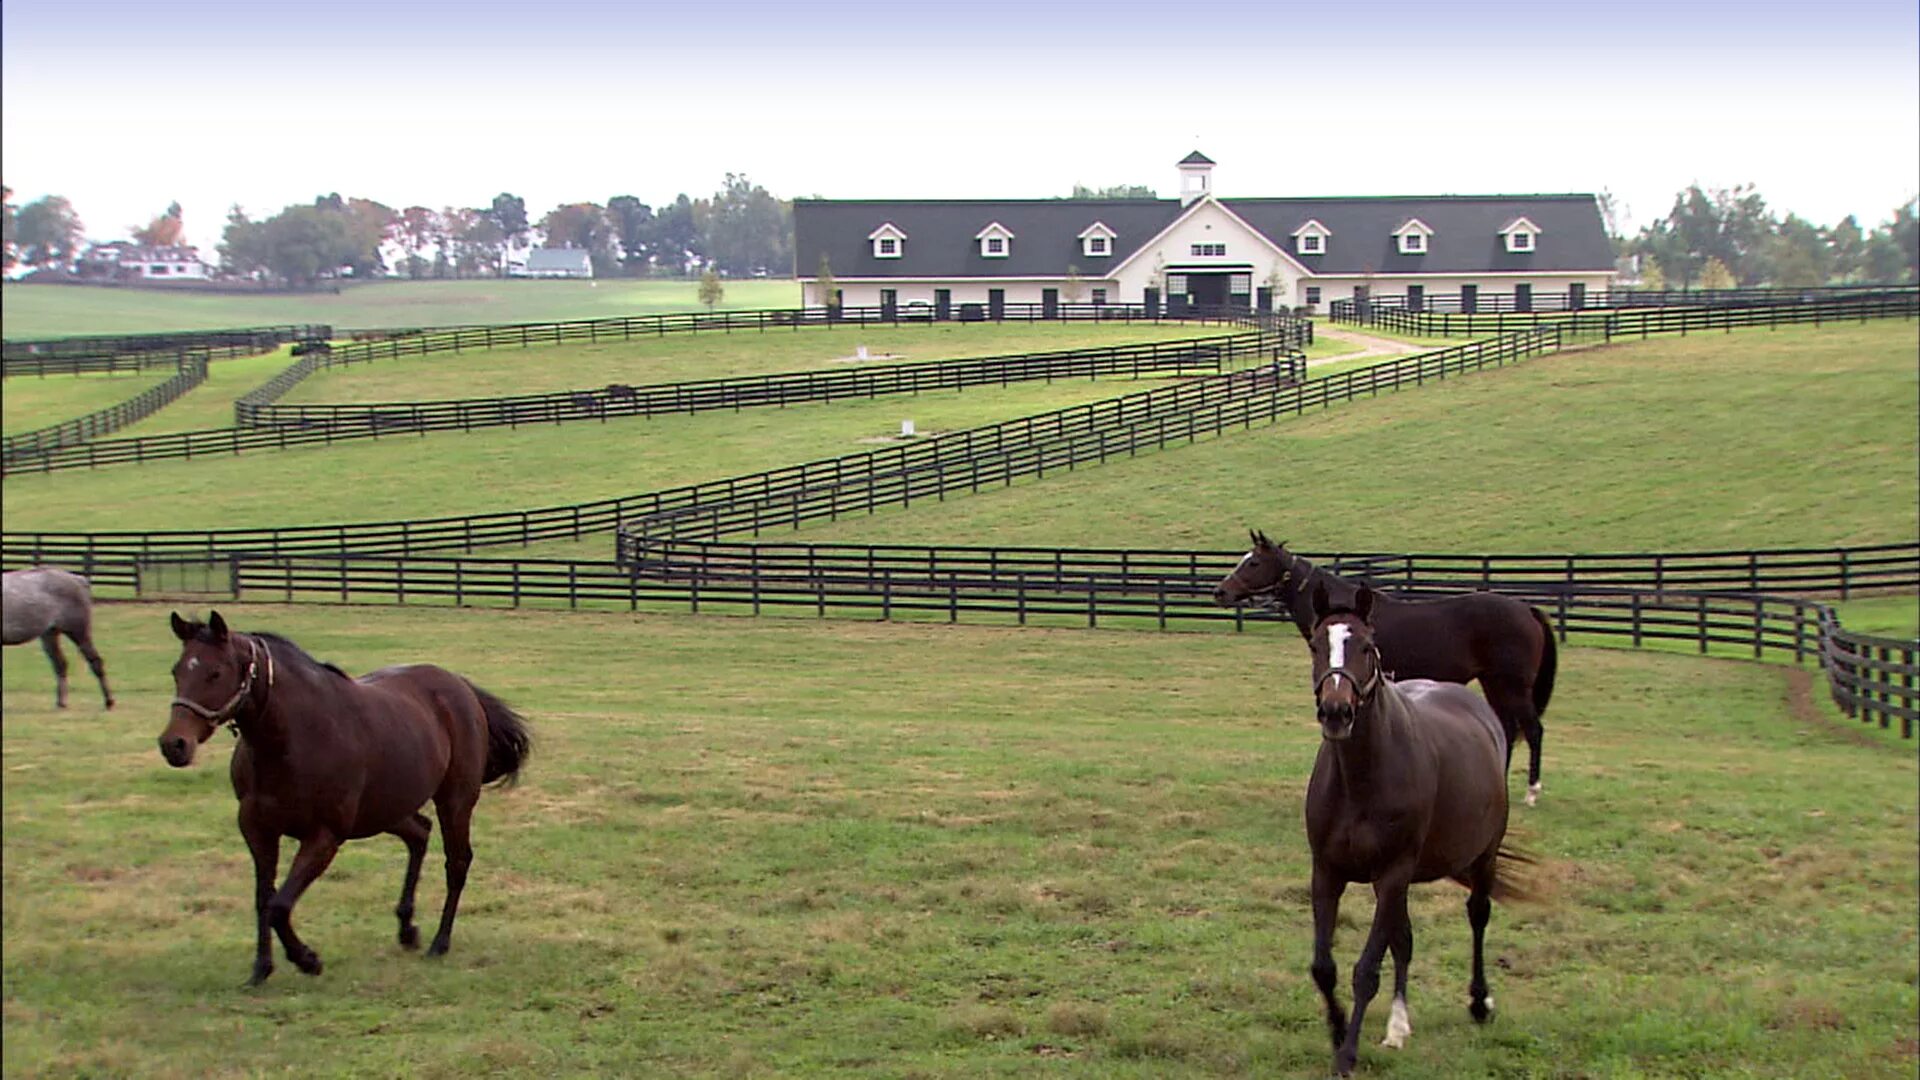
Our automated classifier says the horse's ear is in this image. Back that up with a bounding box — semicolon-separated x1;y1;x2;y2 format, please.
207;611;229;643
1311;581;1331;621
1355;586;1375;624
170;612;194;642
1249;528;1263;549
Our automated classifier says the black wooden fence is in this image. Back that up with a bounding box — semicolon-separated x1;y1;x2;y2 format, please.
1328;285;1915;317
22;545;1914;740
1;355;208;462
1;325;329;375
1331;289;1918;336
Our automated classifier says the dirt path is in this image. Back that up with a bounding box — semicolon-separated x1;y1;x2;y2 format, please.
1313;326;1424;366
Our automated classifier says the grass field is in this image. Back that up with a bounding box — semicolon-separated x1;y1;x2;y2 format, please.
2;602;1913;1079
1;368;174;436
784;322;1920;553
0;279;804;338
278;323;1245;404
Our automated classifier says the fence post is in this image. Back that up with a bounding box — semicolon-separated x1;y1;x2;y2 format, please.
1698;596;1708;654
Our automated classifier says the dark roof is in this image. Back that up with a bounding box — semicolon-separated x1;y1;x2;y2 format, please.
795;199;1184;279
1179;151;1216;165
794;194;1615;279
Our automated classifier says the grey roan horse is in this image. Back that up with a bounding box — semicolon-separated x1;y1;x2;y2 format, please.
1302;583;1527;1077
3;567;114;709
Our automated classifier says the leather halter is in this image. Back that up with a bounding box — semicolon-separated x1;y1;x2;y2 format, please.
1242;552;1303;612
1314;636;1382;707
171;637;274;734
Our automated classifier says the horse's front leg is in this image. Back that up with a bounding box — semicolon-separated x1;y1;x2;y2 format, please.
1335;872;1411;1077
1308;862;1347;1051
268;830;341;976
240;816;279;986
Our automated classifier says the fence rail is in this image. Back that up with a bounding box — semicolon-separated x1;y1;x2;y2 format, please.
1326;284;1916;317
1;325;330;375
2;355;208;462
1331;289;1919;336
31;547;1914;741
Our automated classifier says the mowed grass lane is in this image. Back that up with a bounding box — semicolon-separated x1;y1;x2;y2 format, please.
0;279;803;338
785;322;1920;552
2;603;1913;1078
2;369;176;436
278;322;1251;404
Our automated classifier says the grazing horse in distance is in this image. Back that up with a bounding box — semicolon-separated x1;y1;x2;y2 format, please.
1301;583;1526;1076
1214;531;1557;805
159;611;530;986
3;567;114;710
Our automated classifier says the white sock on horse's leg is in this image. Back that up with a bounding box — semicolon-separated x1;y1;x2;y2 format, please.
1382;995;1411;1048
1526;781;1541;807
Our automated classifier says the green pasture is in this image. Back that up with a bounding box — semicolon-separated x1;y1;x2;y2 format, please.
1;369;174;436
1831;595;1920;638
787;322;1920;553
0;379;1188;532
280;323;1244;404
2;602;1913;1079
1;279;803;338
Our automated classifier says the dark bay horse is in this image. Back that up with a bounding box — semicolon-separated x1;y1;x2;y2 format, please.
1302;583;1525;1076
159;611;530;985
1214;531;1557;805
3;566;114;710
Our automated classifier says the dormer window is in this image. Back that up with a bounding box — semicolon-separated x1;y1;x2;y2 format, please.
1500;217;1541;254
976;221;1015;258
1393;218;1433;255
1293;219;1330;256
1078;221;1117;258
868;222;907;259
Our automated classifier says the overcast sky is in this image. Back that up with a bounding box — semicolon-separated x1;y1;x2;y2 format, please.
4;0;1916;260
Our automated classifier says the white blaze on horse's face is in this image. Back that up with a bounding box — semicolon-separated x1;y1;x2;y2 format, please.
1326;623;1352;672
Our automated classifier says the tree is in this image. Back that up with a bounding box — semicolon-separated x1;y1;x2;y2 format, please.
1697;256;1736;291
218;205;268;277
1893;197;1920;281
1069;183;1158;199
489;193;528;247
697;173;790;277
697;267;724;311
260;204;355;288
1637;254;1666;290
132;201;185;247
1656;183;1772;286
398;205;439;278
15;195;84;269
1823;215;1865;282
1264;265;1289;308
2;185;16;271
652;194;701;275
452;209;505;278
815;252;837;309
606;195;654;275
1061;264;1086;303
1763;214;1829;288
538;202;618;275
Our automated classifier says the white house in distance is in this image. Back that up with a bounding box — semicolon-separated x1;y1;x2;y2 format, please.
511;247;594;279
79;242;211;280
793;152;1617;315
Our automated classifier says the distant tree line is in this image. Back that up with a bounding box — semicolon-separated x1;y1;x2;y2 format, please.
5;178;1917;292
1614;185;1919;290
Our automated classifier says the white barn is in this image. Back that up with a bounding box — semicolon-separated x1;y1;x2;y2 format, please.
793;152;1617;316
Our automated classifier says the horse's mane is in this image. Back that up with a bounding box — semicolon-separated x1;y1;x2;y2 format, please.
180;621;351;680
250;631;352;680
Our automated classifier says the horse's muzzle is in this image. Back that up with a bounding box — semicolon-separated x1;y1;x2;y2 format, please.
159;734;195;767
1318;706;1355;742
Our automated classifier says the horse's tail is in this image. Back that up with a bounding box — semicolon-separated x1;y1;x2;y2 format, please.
1528;606;1558;719
466;680;532;787
1490;843;1539;904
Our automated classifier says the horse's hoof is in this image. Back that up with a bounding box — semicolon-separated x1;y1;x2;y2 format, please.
1525;782;1540;807
245;965;273;987
399;925;420;950
1382;997;1410;1048
1470;995;1494;1023
292;950;323;976
426;938;450;958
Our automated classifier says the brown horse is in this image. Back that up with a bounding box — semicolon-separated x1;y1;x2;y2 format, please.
1302;583;1525;1076
159;611;530;985
1214;531;1557;805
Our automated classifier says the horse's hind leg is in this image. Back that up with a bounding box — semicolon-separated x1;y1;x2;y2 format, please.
1466;853;1497;1022
389;812;433;950
72;629;113;709
1486;682;1543;806
426;792;477;957
1308;862;1348;1051
38;630;69;709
